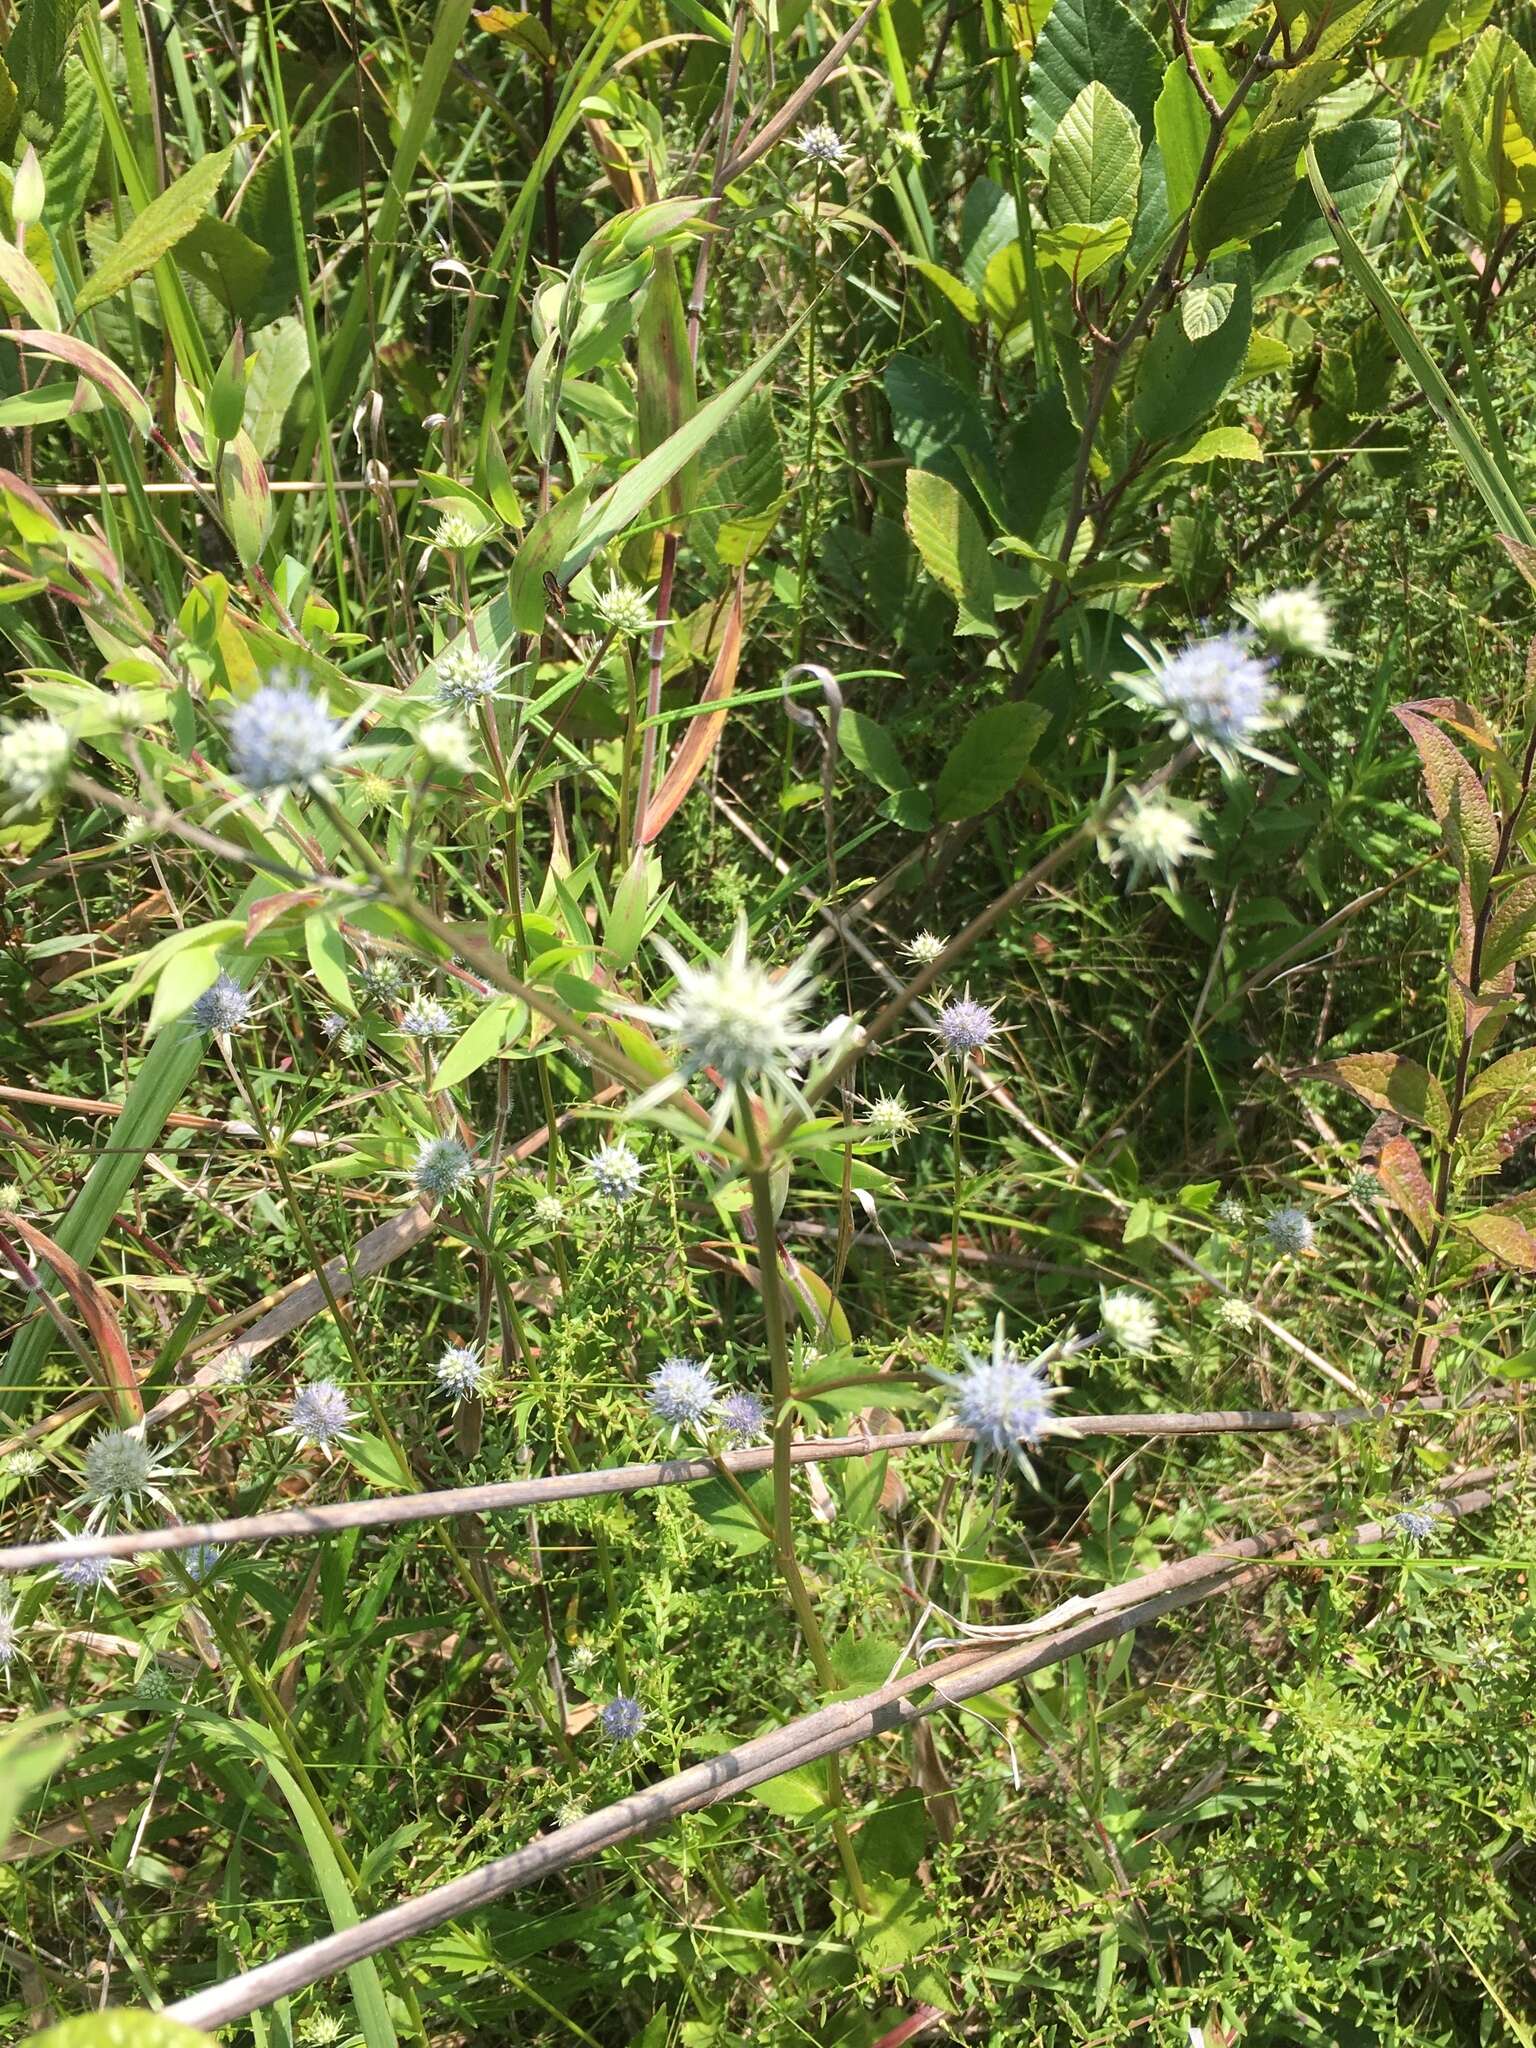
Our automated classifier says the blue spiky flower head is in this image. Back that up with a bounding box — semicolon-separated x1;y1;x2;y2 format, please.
227;680;347;792
434;642;505;712
189;972;256;1035
936;1315;1059;1472
717;1389;768;1443
280;1379;357;1457
647;1355;719;1436
932;992;996;1060
1120;629;1287;771
1392;1501;1448;1546
599;1693;647;1742
1264;1205;1314;1257
586;1140;646;1205
795;123;848;165
412;1135;477;1202
78;1427;180;1529
400;994;454;1039
56;1552;115;1596
182;1543;222;1583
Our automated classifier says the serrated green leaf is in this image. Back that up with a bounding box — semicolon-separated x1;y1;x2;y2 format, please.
839;708;913;793
1154;57;1211;218
75;142;238;315
1034;217;1131;280
1134;259;1252;443
1027;0;1162;146
1180;279;1236;338
1047;81;1142;229
905;469;994;635
934;701;1049;821
1170;424;1261;462
1192;117;1305;259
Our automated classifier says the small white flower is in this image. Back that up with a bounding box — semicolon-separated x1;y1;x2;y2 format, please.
592;576;655;637
904;930;947;967
1108;797;1208;886
865;1093;915;1143
586;1140;646;1204
531;1191;567;1230
78;1428;180;1529
646;1355;719;1436
1098;1288;1160;1356
281;1379;358;1456
1264;1205;1315;1256
434;508;484;552
1237;584;1339;661
433;1343;488;1402
1;716;72;816
419;716;475;773
412;1135;478;1201
1215;1296;1255;1332
795;123;848;165
434;642;504;712
0;1597;23;1678
619;919;839;1136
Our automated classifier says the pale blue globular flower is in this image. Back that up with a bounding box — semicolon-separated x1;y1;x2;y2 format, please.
433;1343;487;1402
227;682;346;792
280;1379;358;1456
1264;1205;1315;1257
79;1428;179;1529
618;919;838;1136
646;1355;720;1435
181;1543;222;1583
1098;1288;1160;1357
1123;630;1284;770
932;993;997;1060
717;1389;768;1443
937;1316;1059;1470
412;1134;478;1202
320;1011;350;1043
795;123;848;165
56;1550;115;1597
189;973;256;1035
599;1694;647;1742
1392;1502;1448;1545
0;1598;22;1678
586;1139;646;1205
434;642;504;712
400;994;454;1038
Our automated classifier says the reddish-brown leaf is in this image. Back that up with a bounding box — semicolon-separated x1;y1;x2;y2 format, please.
1311;1052;1450;1138
640;572;744;843
1376;1135;1438;1240
0;1211;141;1420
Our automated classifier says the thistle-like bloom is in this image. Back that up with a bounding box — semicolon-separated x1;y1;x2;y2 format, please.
1;715;72;816
419;716;475;773
281;1379;358;1456
2;1447;44;1480
0;1598;22;1676
1264;1205;1315;1257
434;642;504;712
795;123;848;165
593;576;655;637
1109;797;1208;887
400;994;454;1038
227;682;346;792
865;1093;915;1144
358;955;408;1006
320;1010;350;1043
585;1139;647;1205
1215;1296;1255;1332
1238;584;1339;661
1347;1166;1380;1203
938;1318;1059;1470
189;973;255;1035
298;2013;347;2048
56;1549;116;1597
600;1693;647;1742
181;1543;222;1582
904;930;947;967
434;508;483;552
412;1135;478;1202
717;1389;768;1443
647;1355;720;1435
932;993;996;1060
1216;1193;1246;1229
1123;630;1281;769
531;1191;567;1230
79;1428;179;1529
135;1662;178;1703
1392;1501;1448;1545
618;919;836;1136
433;1343;487;1402
1098;1288;1160;1356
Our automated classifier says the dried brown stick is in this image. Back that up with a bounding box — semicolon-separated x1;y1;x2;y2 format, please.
163;1475;1503;2030
0;1396;1486;1573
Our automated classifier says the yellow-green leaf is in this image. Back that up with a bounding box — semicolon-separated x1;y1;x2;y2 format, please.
75;141;238;315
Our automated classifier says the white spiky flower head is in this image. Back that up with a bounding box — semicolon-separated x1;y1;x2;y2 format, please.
1215;1296;1256;1332
646;1355;720;1437
419;716;475;774
227;679;348;793
54;1524;116;1598
400;993;454;1038
434;642;504;712
0;1596;23;1680
586;1139;646;1205
2;715;73;818
1120;630;1288;772
2;1447;44;1480
531;1190;567;1230
433;1343;488;1402
934;1315;1064;1474
865;1092;915;1144
1264;1204;1315;1257
1098;1288;1161;1356
78;1426;180;1529
434;508;484;552
593;576;655;637
280;1379;358;1457
904;930;947;967
618;919;843;1136
1108;796;1208;888
795;123;848;165
1237;584;1340;661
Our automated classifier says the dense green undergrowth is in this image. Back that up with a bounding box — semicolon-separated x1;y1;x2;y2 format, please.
0;0;1534;2041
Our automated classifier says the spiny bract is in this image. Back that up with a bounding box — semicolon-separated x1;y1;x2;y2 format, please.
413;1135;478;1201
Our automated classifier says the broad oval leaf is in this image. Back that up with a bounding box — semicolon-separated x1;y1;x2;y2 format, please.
75;142;238;315
905;468;995;636
1312;1052;1451;1138
1046;81;1141;231
934;701;1049;822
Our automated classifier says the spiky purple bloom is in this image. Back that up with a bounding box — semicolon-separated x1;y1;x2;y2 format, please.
56;1553;115;1595
717;1389;768;1443
647;1356;719;1433
932;995;996;1059
1144;632;1274;756
1393;1503;1448;1544
182;1543;222;1582
281;1380;357;1454
941;1321;1057;1467
227;683;345;792
1264;1205;1314;1256
599;1694;646;1742
189;974;255;1034
400;996;454;1038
